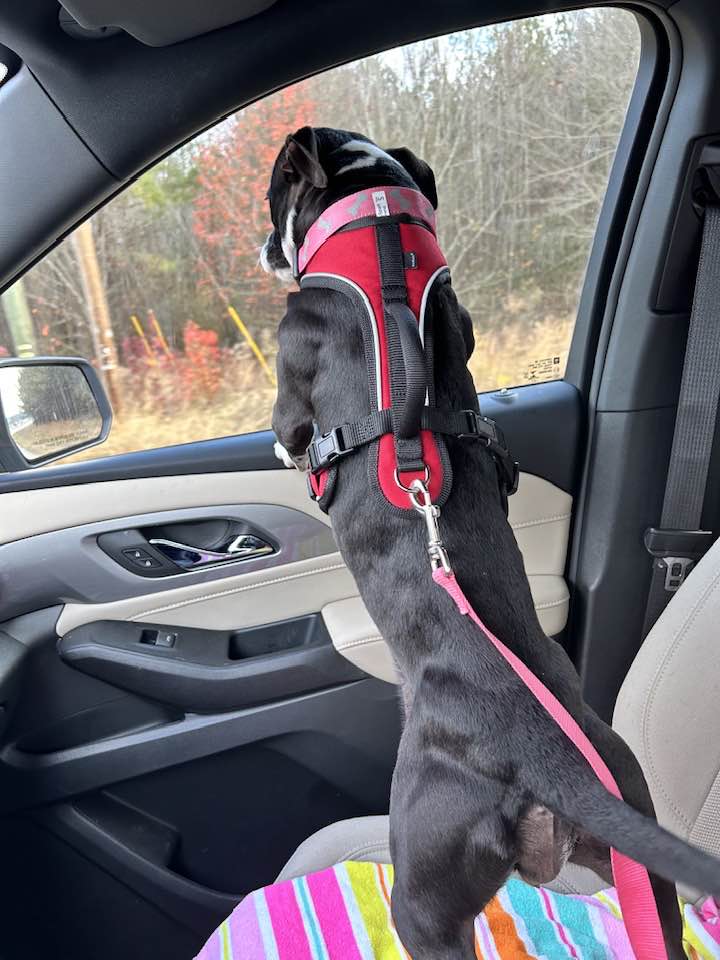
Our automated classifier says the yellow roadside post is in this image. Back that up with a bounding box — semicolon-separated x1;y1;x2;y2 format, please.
130;314;157;365
148;309;173;360
227;305;276;387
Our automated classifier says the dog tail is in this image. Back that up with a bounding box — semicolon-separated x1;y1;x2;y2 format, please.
540;770;720;897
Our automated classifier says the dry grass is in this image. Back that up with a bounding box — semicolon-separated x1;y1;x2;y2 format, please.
469;314;574;392
59;317;573;466
63;390;276;464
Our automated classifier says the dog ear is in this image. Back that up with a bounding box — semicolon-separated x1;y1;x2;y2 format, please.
385;146;438;209
281;127;328;189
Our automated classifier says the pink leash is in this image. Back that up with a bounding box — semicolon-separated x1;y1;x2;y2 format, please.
432;567;668;960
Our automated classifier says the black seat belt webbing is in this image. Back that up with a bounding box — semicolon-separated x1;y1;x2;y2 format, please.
642;204;720;635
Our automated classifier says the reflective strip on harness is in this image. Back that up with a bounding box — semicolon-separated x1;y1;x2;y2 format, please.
303;216;448;509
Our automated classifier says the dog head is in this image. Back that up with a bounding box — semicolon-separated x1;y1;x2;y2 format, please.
260;126;438;283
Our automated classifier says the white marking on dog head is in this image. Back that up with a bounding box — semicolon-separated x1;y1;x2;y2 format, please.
281;205;297;270
259;205;297;285
335;140;404;177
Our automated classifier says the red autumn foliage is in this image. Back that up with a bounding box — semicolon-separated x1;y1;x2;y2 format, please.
180;320;224;401
121;320;235;413
191;82;317;330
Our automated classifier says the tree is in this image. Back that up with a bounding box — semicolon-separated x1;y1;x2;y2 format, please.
72;221;122;413
0;279;36;356
16;8;640;401
191;83;318;333
17;365;98;425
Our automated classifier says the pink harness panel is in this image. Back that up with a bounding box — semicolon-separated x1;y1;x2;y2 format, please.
297;186;437;274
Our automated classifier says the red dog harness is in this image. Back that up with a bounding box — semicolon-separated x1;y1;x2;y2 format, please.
298;186;518;512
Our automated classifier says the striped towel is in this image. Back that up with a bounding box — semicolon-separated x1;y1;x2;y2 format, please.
196;861;720;959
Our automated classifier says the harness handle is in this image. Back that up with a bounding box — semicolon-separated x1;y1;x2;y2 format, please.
385;301;427;441
376;219;428;475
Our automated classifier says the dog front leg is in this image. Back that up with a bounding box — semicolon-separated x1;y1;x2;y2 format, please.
272;328;315;471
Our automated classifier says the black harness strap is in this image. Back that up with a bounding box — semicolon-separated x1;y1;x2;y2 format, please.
335;213;436;236
308;407;519;500
376;222;427;474
386;302;427;443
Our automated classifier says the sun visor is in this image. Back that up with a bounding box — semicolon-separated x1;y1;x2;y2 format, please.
59;0;279;46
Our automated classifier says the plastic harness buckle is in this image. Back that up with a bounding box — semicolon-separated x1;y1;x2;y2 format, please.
457;411;519;497
498;454;520;498
308;427;350;473
458;410;498;442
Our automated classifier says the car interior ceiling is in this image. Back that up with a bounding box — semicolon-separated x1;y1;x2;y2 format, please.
3;0;720;956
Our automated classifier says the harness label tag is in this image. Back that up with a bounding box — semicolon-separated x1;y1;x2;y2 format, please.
372;190;390;217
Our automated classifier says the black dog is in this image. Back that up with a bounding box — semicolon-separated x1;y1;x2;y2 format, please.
264;126;720;959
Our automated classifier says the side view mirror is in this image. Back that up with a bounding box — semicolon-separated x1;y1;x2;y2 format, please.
0;357;112;471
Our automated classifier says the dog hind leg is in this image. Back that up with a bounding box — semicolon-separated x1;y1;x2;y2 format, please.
390;767;515;960
391;843;513;960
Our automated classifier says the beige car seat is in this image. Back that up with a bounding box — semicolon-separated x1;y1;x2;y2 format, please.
278;536;720;902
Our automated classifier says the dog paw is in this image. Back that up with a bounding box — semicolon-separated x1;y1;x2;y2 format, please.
274;441;297;469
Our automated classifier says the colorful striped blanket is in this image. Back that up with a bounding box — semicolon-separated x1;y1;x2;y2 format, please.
196;861;720;959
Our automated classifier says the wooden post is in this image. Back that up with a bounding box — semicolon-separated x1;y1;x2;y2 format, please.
72;220;122;414
1;279;36;357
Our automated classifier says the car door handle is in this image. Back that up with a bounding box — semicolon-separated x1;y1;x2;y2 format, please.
148;534;274;570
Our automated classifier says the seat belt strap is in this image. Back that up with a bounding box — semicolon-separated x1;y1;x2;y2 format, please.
642;204;720;635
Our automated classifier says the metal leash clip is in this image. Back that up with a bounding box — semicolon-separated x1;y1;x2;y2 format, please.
408;478;453;575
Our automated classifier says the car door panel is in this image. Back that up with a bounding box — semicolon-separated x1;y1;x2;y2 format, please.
0;377;577;631
0;502;337;621
0;470;569;645
0;461;313;541
2;654;397;825
58;614;364;712
0;451;402;960
0;381;578;742
56;550;356;633
0;379;578;959
1;598;400;959
320;470;572;685
1;678;399;960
